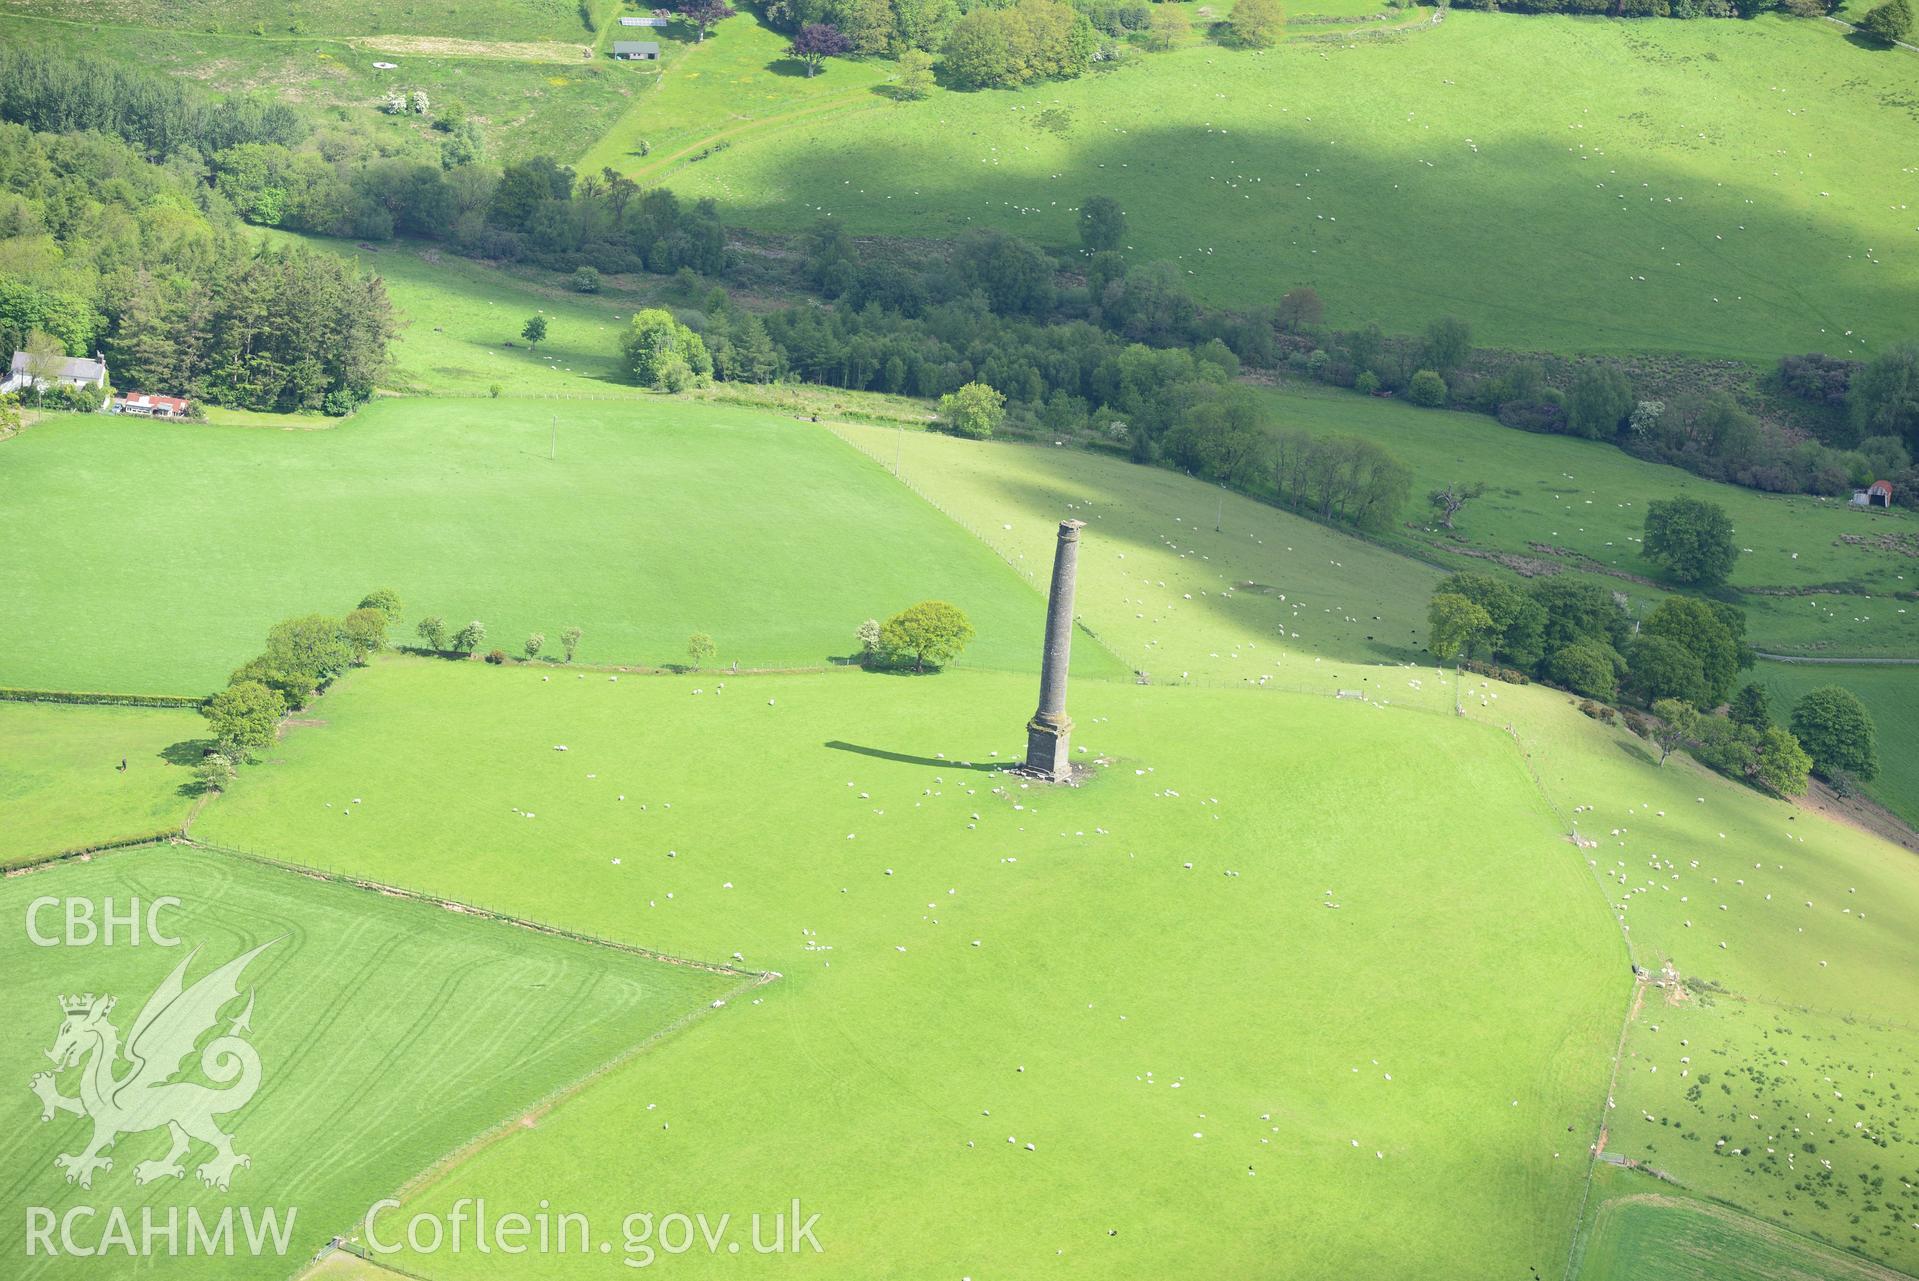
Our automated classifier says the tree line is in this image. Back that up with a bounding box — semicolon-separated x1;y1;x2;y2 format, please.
1424;495;1882;799
0;45;304;164
0;49;729;288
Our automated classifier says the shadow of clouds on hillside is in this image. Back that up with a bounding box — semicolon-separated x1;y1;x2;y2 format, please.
977;464;1432;668
692;115;1908;354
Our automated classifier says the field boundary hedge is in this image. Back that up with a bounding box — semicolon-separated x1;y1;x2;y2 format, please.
0;686;208;709
2;829;187;873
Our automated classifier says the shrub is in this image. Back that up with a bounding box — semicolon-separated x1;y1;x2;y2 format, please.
1354;370;1381;396
938;382;1006;439
1549;641;1619;700
484;648;507;665
1225;0;1285;47
1460;658;1531;685
572;266;602;294
1407;369;1447;407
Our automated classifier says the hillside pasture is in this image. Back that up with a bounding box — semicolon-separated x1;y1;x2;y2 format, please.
832;419;1919;1272
294;233;643;394
1249;384;1919;659
662;13;1918;358
0;700;205;865
0;842;739;1280
198;656;1624;1279
833;421;1446;679
579;11;892;178
1471;677;1919;1272
1757;660;1919;829
0;401;1119;692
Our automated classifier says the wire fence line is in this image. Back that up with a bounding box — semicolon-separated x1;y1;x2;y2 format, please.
832;429;1139;673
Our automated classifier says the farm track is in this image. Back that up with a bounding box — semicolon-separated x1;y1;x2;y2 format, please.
1755;652;1919;665
610;89;885;183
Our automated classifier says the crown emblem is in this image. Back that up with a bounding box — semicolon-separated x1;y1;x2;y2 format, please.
59;994;111;1016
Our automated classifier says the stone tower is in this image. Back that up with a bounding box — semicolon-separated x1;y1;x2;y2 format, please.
1023;519;1085;780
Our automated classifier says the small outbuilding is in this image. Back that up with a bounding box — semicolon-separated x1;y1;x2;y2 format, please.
112;392;191;419
613;40;661;59
618;15;668;25
1851;479;1894;509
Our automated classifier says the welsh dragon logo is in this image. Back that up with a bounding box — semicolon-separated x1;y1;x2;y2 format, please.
29;941;275;1191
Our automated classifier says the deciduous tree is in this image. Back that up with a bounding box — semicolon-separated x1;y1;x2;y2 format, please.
1858;0;1912;42
938;381;1006;439
1790;686;1878;781
341;608;389;662
1427;593;1494;662
790;23;851;75
880;601;975;673
678;0;739;40
1225;0;1284;45
894;48;936;98
203;681;283;757
1427;481;1485;530
1642;495;1738;586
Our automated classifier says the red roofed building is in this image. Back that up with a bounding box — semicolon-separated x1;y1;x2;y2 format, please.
111;392;191;420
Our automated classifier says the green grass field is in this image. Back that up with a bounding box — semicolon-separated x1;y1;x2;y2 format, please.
0;400;1126;693
835;421;1447;679
579;12;893;178
1576;1180;1910;1281
1456;674;1919;1271
0;842;739;1279
286;234;645;394
1757;660;1919;829
1250;383;1919;659
837;423;1919;1273
197;656;1623;1279
659;12;1917;358
0;701;205;865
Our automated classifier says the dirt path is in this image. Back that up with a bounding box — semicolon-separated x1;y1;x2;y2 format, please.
1792;777;1919;854
621;90;884;182
1755;652;1919;665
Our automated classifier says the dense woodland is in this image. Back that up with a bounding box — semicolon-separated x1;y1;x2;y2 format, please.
0;124;390;413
